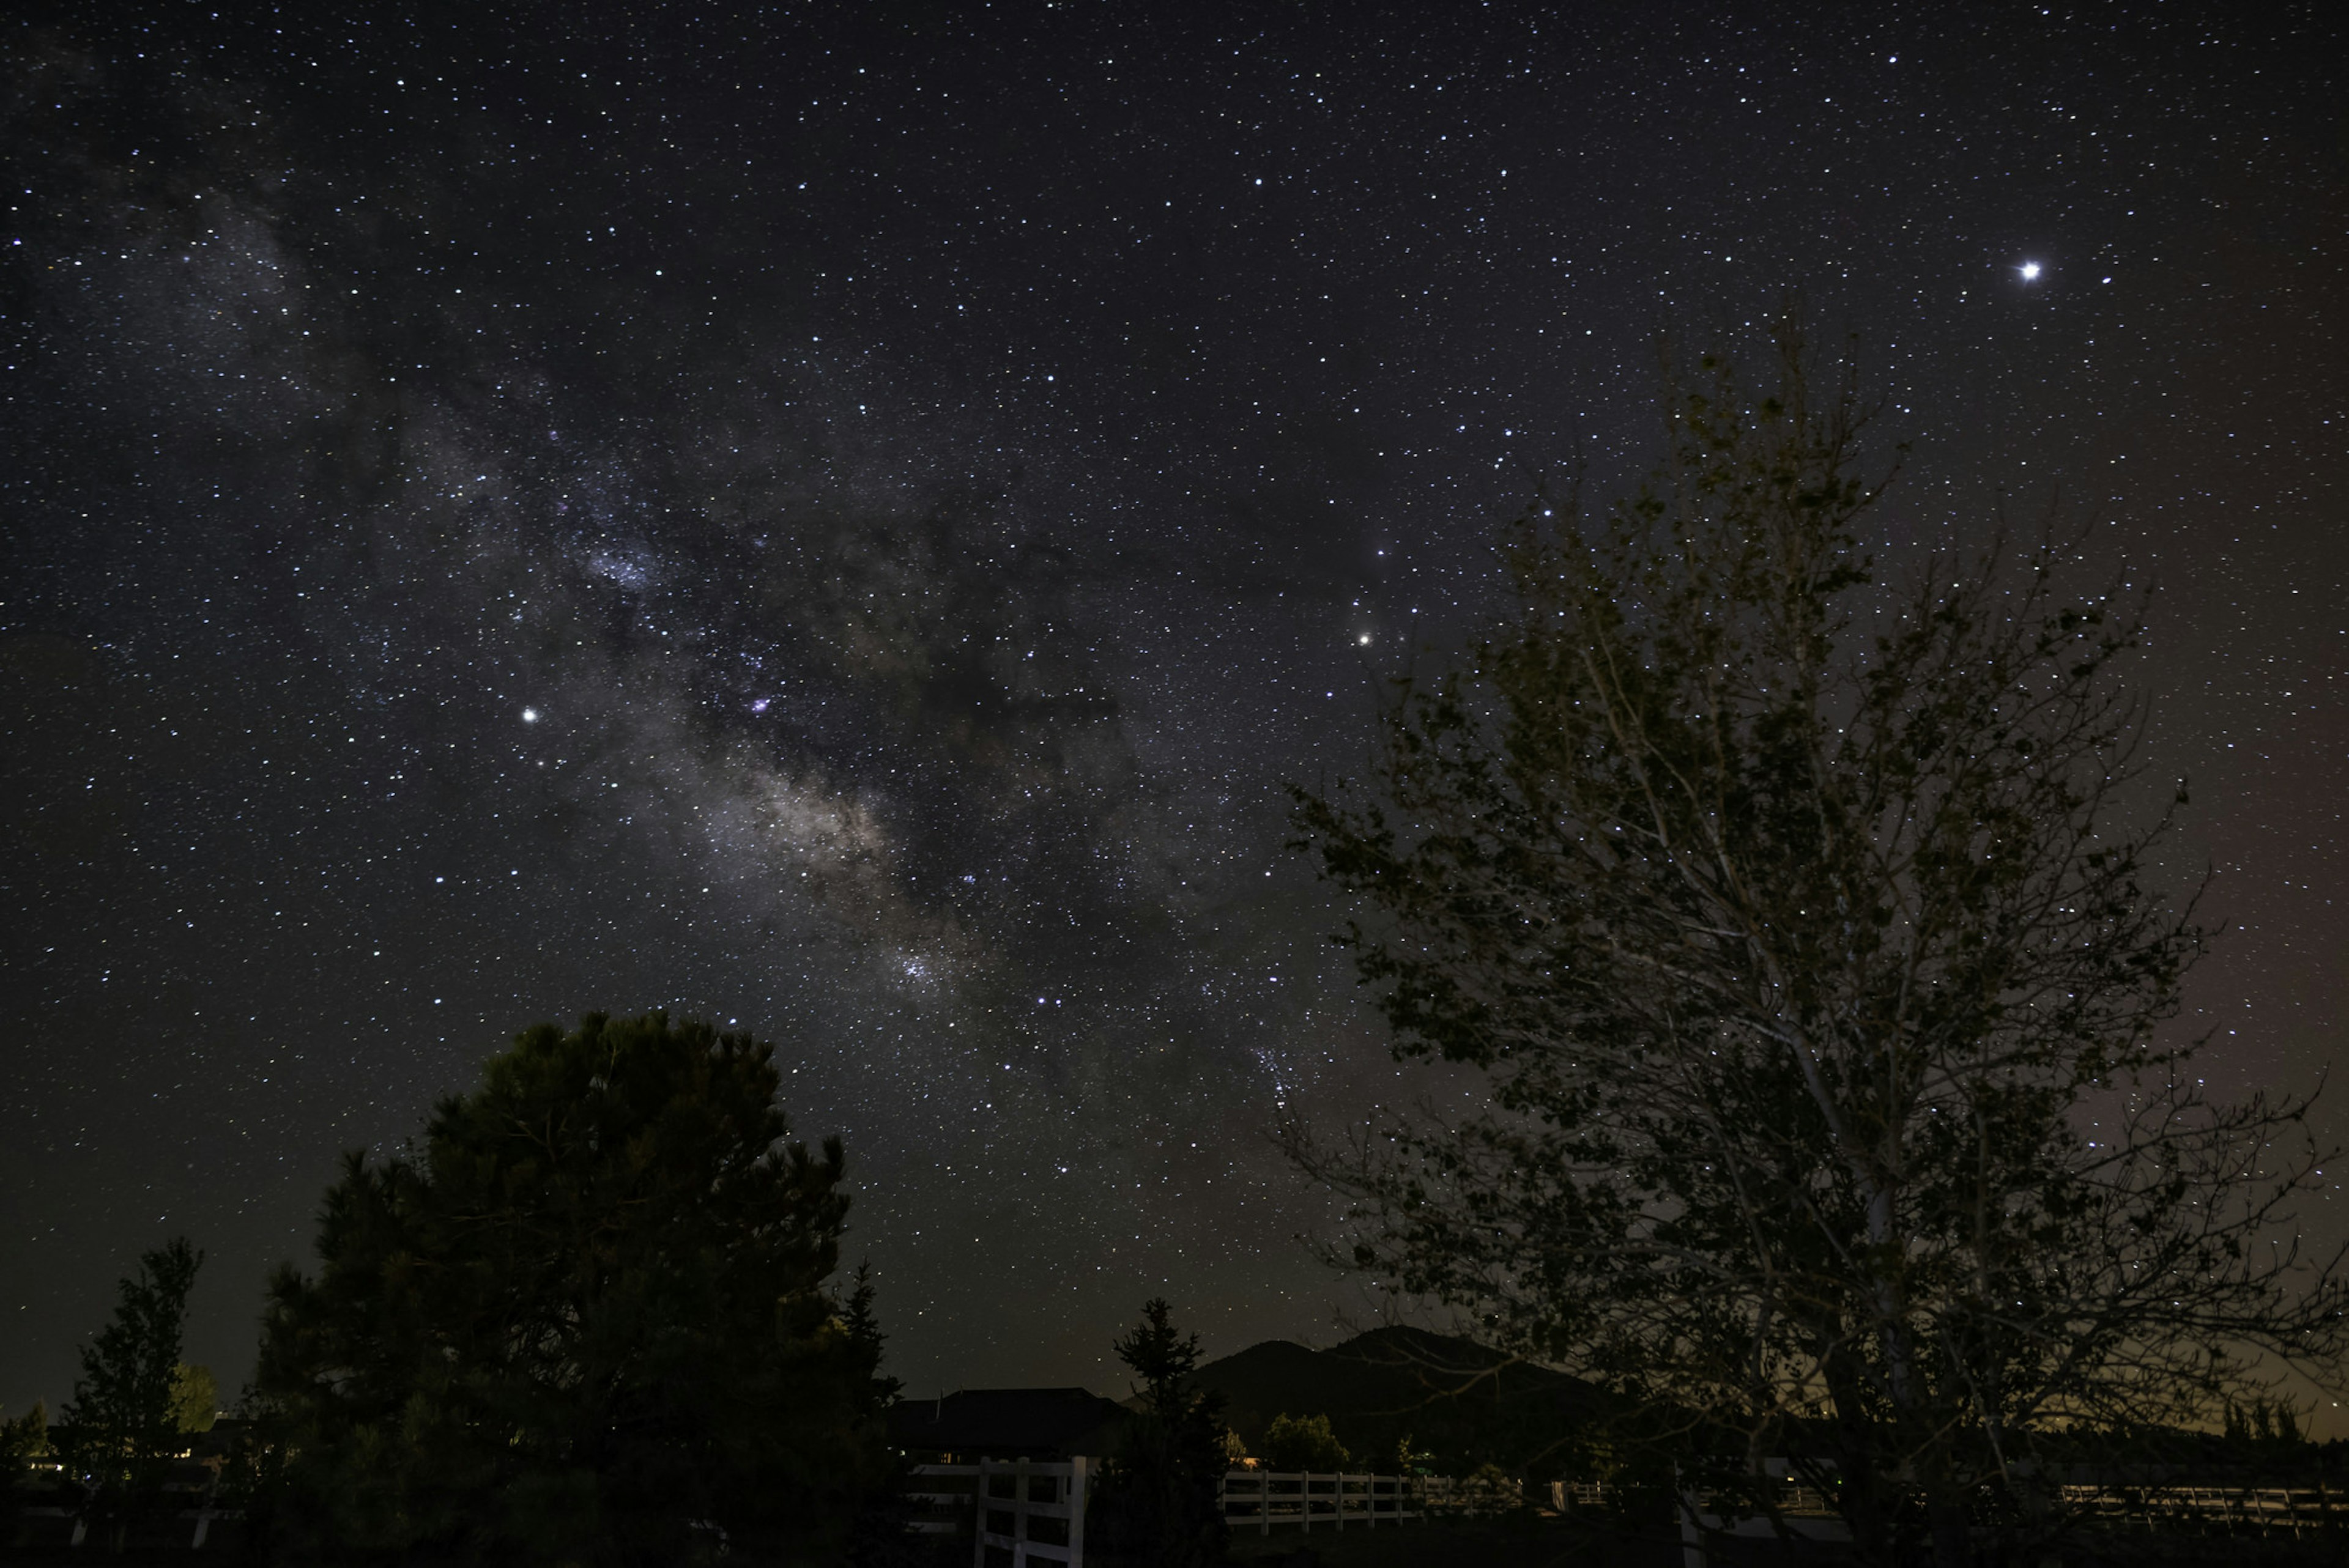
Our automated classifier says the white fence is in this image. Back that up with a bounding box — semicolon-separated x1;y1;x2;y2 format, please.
2056;1485;2344;1538
908;1458;1092;1567
1219;1470;1424;1533
1664;1479;2348;1566
905;1462;1433;1563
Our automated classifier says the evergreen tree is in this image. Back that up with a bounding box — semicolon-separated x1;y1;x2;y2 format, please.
1089;1299;1227;1568
842;1262;901;1405
256;1012;892;1564
842;1260;927;1568
61;1238;202;1540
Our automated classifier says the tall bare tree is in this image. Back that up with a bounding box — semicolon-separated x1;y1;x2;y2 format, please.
1287;330;2347;1566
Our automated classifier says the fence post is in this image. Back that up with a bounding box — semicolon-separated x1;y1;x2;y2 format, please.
971;1459;990;1568
1016;1457;1032;1567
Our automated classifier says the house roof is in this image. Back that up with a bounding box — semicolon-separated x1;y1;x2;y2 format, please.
888;1387;1129;1458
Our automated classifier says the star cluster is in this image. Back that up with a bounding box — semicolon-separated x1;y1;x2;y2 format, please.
3;1;2345;1408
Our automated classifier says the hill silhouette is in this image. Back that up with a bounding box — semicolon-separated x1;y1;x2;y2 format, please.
1191;1326;1610;1478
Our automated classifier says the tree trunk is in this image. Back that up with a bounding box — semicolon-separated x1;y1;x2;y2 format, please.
1928;1484;1972;1568
1822;1350;1896;1565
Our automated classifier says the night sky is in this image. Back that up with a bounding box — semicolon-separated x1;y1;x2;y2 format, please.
6;1;2346;1418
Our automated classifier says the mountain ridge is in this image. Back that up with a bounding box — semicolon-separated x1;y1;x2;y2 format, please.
1187;1325;1609;1476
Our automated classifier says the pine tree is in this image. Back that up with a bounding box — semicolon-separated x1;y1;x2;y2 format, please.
256;1012;892;1562
1089;1300;1228;1567
842;1261;902;1405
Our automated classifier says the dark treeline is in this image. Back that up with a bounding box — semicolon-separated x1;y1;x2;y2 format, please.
0;1017;1240;1567
6;1015;901;1564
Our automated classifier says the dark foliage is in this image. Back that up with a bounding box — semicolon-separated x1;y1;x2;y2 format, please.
254;1012;891;1565
58;1238;203;1543
841;1262;930;1568
1088;1299;1229;1568
0;1398;52;1531
1287;328;2349;1566
1258;1412;1349;1473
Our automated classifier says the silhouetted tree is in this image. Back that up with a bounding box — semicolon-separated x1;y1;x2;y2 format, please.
60;1238;202;1544
841;1261;900;1407
1089;1299;1228;1567
841;1260;929;1568
1287;327;2349;1567
255;1012;892;1564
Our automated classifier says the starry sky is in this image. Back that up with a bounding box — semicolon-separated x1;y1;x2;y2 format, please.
5;1;2347;1417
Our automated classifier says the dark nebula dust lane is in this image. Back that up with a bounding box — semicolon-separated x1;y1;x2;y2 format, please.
4;1;2345;1411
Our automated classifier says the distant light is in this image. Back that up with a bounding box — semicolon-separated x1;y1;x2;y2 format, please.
2019;261;2042;281
1357;634;1372;645
521;707;540;723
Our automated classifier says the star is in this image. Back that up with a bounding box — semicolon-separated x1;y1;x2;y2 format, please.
9;0;2338;1435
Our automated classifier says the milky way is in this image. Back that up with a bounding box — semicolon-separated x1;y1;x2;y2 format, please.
5;2;2345;1412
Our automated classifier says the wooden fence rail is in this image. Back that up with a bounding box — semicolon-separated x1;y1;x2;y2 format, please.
1218;1471;1423;1533
2055;1484;2344;1538
908;1458;1093;1567
905;1464;1432;1562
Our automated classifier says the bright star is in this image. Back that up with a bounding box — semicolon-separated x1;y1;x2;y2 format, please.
521;708;540;723
1357;634;1371;645
2018;262;2041;281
